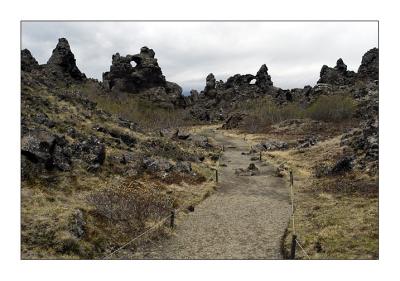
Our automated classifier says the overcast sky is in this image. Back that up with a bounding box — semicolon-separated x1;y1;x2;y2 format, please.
21;21;378;93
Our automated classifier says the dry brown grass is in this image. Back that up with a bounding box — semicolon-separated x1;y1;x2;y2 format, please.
234;126;379;259
262;137;378;259
236;95;356;134
77;82;201;131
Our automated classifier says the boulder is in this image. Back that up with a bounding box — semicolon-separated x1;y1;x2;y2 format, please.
72;136;106;165
235;163;260;176
175;129;191;140
21;130;72;171
175;161;192;174
142;157;174;173
222;113;246;130
330;156;353;175
297;136;318;149
255;140;288;151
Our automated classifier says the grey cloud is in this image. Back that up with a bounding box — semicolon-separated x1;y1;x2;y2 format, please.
21;21;378;93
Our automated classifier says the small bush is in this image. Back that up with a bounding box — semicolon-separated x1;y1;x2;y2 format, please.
87;182;172;229
79;83;200;131
306;95;355;122
238;97;306;131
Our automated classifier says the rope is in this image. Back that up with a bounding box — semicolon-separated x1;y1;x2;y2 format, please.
103;213;173;259
290;170;312;259
295;239;311;259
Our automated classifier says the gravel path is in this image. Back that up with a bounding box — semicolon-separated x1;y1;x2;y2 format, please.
128;128;291;259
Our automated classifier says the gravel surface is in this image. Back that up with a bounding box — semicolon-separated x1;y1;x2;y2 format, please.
124;128;291;259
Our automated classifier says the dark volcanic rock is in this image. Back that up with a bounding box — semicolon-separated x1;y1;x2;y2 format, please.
297;136;318;149
142;157;174;173
175;161;192;174
103;47;166;92
21;130;72;171
204;73;217;98
330;156;353;175
46;38;86;80
317;58;356;85
72;136;106;166
255;140;288;151
358;48;379;81
222;113;246;130
102;46;183;108
255;64;273;90
21;49;39;72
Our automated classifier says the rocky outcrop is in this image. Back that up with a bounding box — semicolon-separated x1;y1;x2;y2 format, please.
102;47;166;92
102;46;183;108
187;64;278;122
340;118;378;174
255;64;273;89
358;48;379;81
21;49;39;72
317;58;356;85
46;38;86;80
204;73;217;98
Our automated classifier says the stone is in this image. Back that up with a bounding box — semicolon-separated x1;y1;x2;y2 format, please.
103;47;165;92
21;130;72;171
255;64;273;90
109;129;136;147
317;58;356;85
70;209;86;238
297;136;318;149
175;161;192;174
159;128;179;139
21;49;39;72
73;136;106;165
142;157;174;173
358;48;379;81
102;46;183;108
46;38;86;80
222;113;246;130
189;135;212;148
330;156;353;175
235;163;260;176
175;129;191;140
255;140;288;151
204;73;216;97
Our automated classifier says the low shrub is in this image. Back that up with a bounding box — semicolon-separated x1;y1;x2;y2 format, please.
307;95;355;122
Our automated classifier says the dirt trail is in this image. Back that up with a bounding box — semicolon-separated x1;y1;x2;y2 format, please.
128;128;291;259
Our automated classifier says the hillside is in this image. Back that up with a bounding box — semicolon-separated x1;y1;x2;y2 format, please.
21;38;378;259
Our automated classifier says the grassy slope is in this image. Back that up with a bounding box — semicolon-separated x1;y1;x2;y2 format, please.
224;123;378;259
21;85;217;259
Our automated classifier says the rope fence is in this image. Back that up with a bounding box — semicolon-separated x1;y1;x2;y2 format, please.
288;169;311;260
103;213;173;259
102;146;310;260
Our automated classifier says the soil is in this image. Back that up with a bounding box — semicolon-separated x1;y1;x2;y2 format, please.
118;127;291;259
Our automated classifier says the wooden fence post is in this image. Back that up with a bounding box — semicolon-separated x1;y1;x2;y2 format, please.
170;210;175;228
290;234;297;259
290;170;293;186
